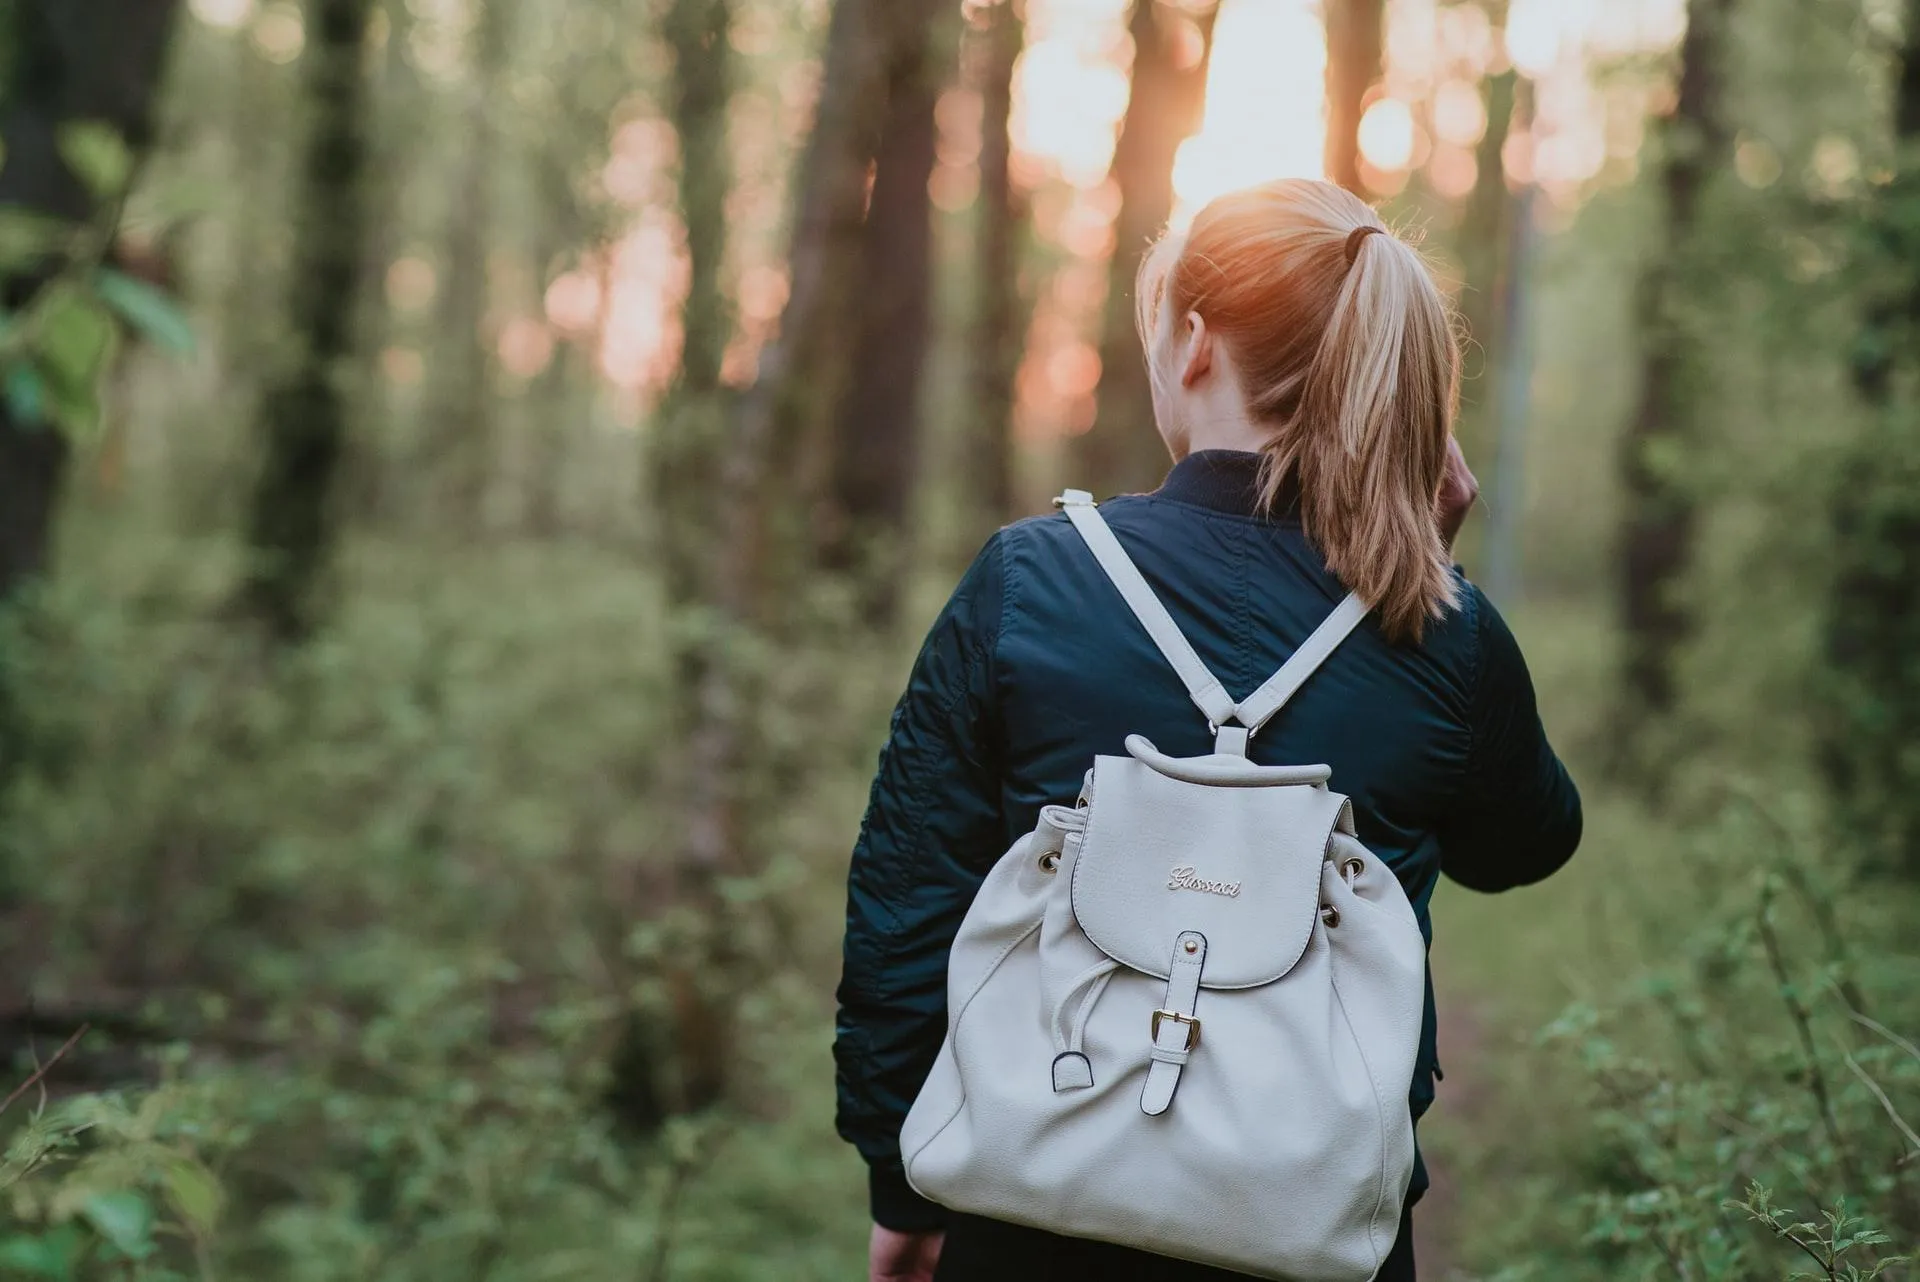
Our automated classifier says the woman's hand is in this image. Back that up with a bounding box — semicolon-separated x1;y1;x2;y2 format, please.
870;1224;944;1282
1437;435;1480;550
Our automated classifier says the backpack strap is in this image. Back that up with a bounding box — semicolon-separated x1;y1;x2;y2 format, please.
1057;491;1238;730
1057;490;1370;749
1231;592;1371;736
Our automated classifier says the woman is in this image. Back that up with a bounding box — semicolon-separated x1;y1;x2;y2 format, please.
834;178;1582;1281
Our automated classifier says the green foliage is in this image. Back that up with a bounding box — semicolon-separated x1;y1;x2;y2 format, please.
7;0;1918;1277
0;531;890;1280
1427;755;1920;1280
0;123;196;437
1;1084;224;1280
53;124;133;206
1729;1184;1912;1281
1822;154;1920;877
91;271;194;356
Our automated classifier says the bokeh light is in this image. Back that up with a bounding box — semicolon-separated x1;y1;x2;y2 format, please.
1171;0;1328;218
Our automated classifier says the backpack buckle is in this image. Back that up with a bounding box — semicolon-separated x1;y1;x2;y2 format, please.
1150;1009;1201;1052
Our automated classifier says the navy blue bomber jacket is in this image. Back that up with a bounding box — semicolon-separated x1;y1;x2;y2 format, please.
834;450;1583;1232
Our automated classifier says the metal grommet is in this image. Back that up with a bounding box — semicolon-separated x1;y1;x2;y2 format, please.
1320;904;1340;929
1038;851;1060;874
1342;857;1365;882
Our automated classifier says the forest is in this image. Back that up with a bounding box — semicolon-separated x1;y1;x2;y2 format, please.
0;0;1918;1277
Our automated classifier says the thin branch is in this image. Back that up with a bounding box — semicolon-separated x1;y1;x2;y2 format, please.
1756;887;1856;1186
1777;1225;1840;1281
1845;1006;1920;1068
1718;780;1870;1016
0;1023;90;1117
1840;1046;1920;1160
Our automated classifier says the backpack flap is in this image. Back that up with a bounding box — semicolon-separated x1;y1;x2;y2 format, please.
1071;736;1354;990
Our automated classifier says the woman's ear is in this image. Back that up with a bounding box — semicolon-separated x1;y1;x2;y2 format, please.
1179;311;1214;389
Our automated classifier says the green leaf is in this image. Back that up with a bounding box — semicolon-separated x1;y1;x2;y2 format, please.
80;1190;154;1261
92;269;194;355
5;363;47;427
0;1225;81;1279
55;123;131;201
162;1158;221;1238
0;209;69;271
33;284;116;437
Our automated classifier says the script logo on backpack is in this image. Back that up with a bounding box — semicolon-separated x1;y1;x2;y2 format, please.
1165;866;1241;898
899;490;1428;1282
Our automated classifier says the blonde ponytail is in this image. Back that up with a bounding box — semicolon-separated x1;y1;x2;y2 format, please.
1138;180;1461;643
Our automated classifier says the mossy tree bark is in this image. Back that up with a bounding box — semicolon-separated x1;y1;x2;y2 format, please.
1617;0;1735;724
1823;0;1920;873
650;0;736;1118
240;0;376;641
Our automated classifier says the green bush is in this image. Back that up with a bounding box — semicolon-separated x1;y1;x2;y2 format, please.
0;528;887;1280
1428;780;1920;1282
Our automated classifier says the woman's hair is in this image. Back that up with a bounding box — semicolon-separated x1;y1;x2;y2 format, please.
1136;178;1461;643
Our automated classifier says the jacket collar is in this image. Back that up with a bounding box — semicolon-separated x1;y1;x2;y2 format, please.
1154;450;1302;521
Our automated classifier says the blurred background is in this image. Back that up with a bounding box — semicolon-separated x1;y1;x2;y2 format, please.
1;0;1918;1277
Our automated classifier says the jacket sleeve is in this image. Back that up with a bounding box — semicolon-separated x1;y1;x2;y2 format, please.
834;534;1006;1232
1438;584;1583;893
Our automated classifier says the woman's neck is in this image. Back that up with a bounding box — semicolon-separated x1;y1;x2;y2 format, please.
1180;409;1273;457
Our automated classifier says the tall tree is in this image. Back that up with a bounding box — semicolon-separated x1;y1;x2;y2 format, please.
240;0;377;640
656;1;951;945
1455;65;1520;457
1080;0;1219;499
648;0;736;1118
1823;0;1920;872
731;0;937;605
819;0;953;611
1617;0;1736;722
0;0;180;607
637;9;949;1106
1324;0;1385;196
349;0;422;516
967;0;1029;541
421;0;508;526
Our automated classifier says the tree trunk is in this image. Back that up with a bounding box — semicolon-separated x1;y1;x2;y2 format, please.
240;0;376;641
1821;0;1920;873
819;0;951;614
345;0;420;523
648;0;736;1120
1324;0;1385;196
730;0;930;614
1616;0;1734;721
420;0;507;528
0;0;180;606
967;0;1028;542
654;0;735;623
630;3;935;1118
1079;0;1219;499
655;0;941;975
1454;66;1519;456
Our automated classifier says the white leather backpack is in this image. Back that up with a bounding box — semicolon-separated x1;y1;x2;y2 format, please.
899;490;1427;1281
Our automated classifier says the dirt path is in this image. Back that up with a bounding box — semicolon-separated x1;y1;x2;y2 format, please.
1413;985;1493;1280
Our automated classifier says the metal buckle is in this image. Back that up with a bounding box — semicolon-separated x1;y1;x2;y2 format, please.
1151;1009;1201;1052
